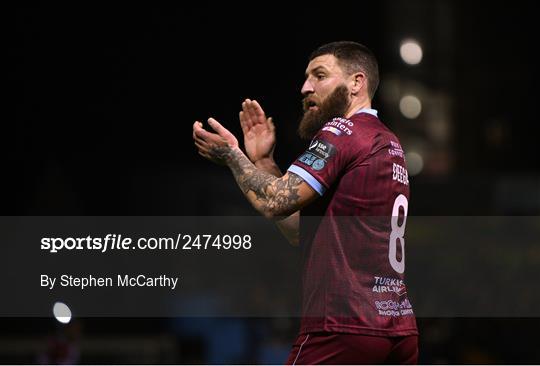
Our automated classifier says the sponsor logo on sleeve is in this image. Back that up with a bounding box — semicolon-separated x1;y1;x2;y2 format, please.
297;139;337;170
298;152;318;166
312;159;326;170
307;140;336;159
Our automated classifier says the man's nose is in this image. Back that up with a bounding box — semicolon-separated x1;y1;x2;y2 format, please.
301;79;314;95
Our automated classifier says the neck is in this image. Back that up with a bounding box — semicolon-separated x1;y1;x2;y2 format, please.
345;96;371;118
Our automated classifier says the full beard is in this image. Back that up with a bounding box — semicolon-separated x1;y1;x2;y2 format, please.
297;84;350;140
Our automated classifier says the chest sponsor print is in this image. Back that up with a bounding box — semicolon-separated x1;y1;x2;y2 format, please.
323;117;354;136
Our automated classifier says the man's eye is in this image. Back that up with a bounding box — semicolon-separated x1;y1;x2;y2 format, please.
316;74;326;80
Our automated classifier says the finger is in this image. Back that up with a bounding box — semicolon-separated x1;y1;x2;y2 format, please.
239;111;249;135
194;140;209;152
194;126;220;143
252;100;266;121
207;117;225;132
246;100;260;125
266;116;275;132
193;126;207;139
208;118;235;141
198;150;211;160
193;120;203;129
194;121;221;140
193;121;203;140
194;135;210;148
242;100;254;129
194;143;211;157
193;121;204;135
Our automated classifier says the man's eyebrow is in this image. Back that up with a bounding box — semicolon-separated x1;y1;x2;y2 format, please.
305;66;328;77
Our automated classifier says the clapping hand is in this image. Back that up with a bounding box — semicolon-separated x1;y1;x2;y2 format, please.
193;118;239;165
239;99;276;164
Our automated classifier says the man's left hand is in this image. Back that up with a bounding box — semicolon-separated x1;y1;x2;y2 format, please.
193;118;239;165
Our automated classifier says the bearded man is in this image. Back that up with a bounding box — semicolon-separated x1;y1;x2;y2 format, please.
193;41;419;364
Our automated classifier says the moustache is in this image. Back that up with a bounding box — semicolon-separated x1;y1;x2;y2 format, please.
302;97;319;111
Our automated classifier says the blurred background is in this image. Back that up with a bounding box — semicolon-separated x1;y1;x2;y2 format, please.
4;0;540;363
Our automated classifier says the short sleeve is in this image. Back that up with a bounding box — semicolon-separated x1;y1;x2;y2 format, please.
287;117;371;195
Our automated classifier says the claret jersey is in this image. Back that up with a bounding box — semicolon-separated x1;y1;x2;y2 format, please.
287;109;418;337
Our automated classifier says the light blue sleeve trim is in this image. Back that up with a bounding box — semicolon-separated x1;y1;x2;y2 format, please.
287;164;326;196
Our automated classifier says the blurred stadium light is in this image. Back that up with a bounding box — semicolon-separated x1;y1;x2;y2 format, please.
405;151;424;176
400;39;423;65
399;95;423;119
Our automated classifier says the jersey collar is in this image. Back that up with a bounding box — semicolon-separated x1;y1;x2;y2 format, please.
353;107;378;117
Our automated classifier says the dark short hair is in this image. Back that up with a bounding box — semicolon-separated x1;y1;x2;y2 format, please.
309;41;379;99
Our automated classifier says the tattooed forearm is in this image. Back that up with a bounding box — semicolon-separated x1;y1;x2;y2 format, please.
221;147;304;217
208;145;236;162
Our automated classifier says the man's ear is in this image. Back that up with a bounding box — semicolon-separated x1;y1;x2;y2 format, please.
351;72;366;95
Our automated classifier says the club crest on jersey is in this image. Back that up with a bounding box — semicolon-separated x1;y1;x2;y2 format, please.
312;159;326;170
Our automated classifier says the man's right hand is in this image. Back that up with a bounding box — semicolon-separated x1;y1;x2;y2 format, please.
239;99;276;164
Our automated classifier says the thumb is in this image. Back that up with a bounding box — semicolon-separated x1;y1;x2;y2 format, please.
267;117;275;131
208;117;236;140
207;118;226;133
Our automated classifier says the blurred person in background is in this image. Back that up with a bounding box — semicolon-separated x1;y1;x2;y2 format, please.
193;41;418;364
37;320;81;365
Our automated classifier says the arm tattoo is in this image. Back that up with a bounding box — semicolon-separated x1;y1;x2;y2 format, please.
212;145;304;215
208;145;236;162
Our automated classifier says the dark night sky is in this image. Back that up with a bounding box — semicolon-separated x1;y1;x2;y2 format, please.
6;2;540;215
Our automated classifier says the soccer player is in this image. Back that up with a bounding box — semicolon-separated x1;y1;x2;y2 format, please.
193;41;418;364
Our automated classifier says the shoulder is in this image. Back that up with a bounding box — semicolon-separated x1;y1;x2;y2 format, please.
350;113;401;147
349;112;389;134
315;113;401;156
318;114;382;147
319;114;377;139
